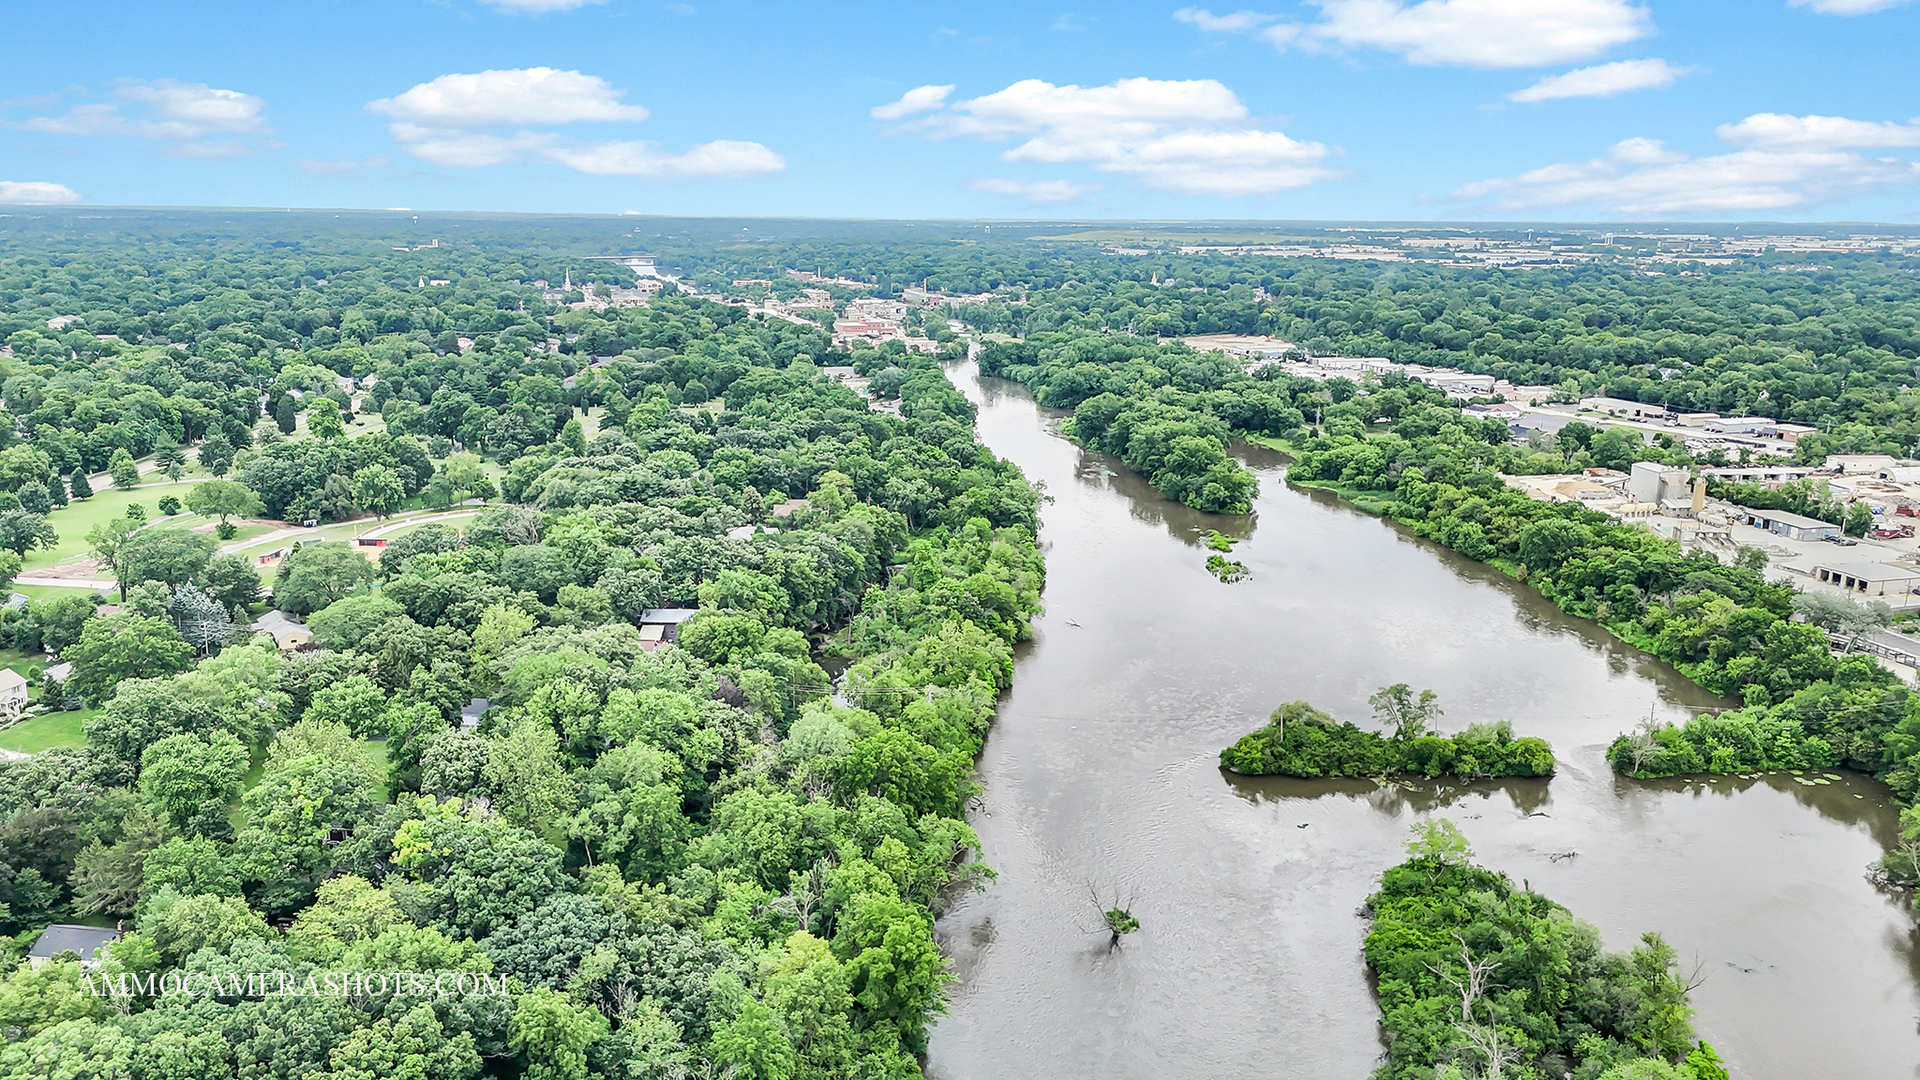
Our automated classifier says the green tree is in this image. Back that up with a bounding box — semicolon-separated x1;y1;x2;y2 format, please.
1404;817;1473;866
108;448;141;490
86;514;143;600
1845;500;1874;538
275;395;298;434
121;527;217;588
139;889;273;967
831;891;947;1034
1370;683;1443;742
0;959;113;1040
509;987;607;1080
197;431;236;477
307;593;406;651
303;674;389;737
388;797;569;939
284;874;408;962
139;730;249;832
0;509;57;556
195;553;263;616
351;464;405;518
498;545;576;602
1589;427;1640;471
557;417;587;457
239;719;387;907
709;986;796;1080
321;1003;482;1080
64;613;194;702
185;479;264;524
484;716;576;831
307;397;345;440
34;591;99;654
441;452;485;502
274;542;375;615
17;481;51;515
0;445;53;493
67;468;93;500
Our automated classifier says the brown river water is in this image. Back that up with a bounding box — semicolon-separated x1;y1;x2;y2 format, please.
924;362;1920;1080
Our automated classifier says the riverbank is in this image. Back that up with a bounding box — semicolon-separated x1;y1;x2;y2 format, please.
928;360;1920;1080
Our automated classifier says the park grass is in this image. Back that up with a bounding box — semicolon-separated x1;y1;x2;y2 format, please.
0;710;90;753
8;584;103;604
27;480;201;571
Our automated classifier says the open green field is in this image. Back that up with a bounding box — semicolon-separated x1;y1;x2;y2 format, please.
27;481;202;571
0;710;90;753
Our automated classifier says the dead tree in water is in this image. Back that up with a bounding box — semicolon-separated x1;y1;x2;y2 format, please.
1085;885;1140;952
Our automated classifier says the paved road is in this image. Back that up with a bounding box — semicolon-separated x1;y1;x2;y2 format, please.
14;576;116;590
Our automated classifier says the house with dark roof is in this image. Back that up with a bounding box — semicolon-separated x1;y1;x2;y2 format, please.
28;924;121;968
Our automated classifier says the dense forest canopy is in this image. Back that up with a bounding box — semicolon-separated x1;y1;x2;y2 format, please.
0;211;1048;1079
0;208;1913;1078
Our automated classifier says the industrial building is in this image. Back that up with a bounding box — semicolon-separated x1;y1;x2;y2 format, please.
1812;562;1920;597
1739;509;1841;542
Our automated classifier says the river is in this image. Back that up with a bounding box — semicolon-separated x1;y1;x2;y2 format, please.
924;362;1920;1080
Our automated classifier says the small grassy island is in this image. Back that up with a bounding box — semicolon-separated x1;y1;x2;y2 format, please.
1220;687;1555;780
1368;821;1727;1080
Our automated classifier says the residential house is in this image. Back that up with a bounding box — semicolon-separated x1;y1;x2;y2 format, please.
637;608;699;652
0;669;25;720
28;924;121;969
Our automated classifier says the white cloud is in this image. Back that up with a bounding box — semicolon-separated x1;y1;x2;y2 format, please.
0;181;80;204
1716;112;1920;151
386;125;558;168
11;81;268;141
1507;58;1689;101
902;77;1344;196
371;68;780;181
545;139;785;177
969;177;1100;201
293;159;363;177
1174;8;1275;32
118;83;269;135
872;85;955;121
292;155;393;177
368;68;648;127
1788;0;1910;13
165;139;258;160
481;0;606;11
1264;0;1653;68
932;77;1249;140
1451;134;1920;215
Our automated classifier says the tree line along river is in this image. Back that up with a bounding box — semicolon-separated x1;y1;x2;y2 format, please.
924;360;1920;1080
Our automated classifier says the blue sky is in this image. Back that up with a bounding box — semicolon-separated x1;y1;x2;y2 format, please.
2;0;1918;221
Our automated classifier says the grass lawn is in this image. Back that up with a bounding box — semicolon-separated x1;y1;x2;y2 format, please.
0;710;90;753
28;481;202;571
8;583;104;604
220;523;276;544
0;647;48;682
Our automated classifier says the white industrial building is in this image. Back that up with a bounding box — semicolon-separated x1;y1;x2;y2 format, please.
1629;462;1693;506
1812;562;1920;597
1740;509;1841;542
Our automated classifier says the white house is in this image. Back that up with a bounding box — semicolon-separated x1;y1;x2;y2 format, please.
0;669;28;720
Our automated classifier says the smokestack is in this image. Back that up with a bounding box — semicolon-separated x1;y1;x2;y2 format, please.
1691;476;1706;518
